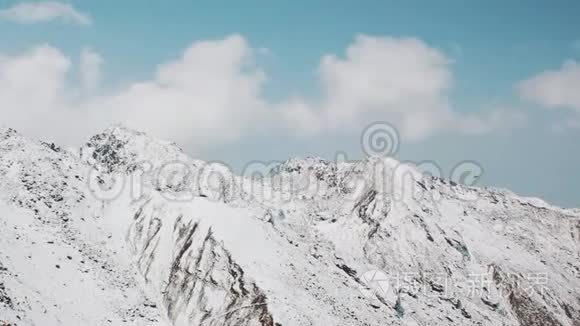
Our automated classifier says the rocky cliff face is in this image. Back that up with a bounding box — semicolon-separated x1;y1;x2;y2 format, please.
1;125;579;325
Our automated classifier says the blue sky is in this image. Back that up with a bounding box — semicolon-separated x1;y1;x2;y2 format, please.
3;1;579;98
0;0;579;207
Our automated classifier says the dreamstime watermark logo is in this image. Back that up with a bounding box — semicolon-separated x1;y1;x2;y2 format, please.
87;121;484;205
361;121;400;157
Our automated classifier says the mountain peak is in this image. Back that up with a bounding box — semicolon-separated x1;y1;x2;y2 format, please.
102;123;147;139
81;124;188;173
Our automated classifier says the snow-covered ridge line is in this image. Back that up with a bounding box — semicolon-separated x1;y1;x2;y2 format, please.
1;124;579;326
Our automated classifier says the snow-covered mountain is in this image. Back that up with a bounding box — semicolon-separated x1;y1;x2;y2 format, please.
1;125;579;326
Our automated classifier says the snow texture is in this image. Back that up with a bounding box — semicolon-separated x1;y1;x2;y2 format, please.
1;125;579;325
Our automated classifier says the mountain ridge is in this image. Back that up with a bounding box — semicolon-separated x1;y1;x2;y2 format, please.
1;125;579;326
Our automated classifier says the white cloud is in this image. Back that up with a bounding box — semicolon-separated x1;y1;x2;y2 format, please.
319;36;452;129
279;35;521;140
95;34;270;146
0;34;522;151
79;47;103;93
519;60;580;113
0;45;70;126
0;1;91;25
0;35;270;148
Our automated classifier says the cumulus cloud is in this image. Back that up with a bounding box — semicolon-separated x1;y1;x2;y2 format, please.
95;34;270;146
0;45;70;127
0;35;270;148
519;60;580;113
0;34;522;151
280;35;522;140
0;1;91;25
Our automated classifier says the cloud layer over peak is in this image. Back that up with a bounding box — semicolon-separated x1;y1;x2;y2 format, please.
0;34;523;151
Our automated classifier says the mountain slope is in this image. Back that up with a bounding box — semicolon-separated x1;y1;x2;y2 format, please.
1;125;579;326
0;127;163;325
